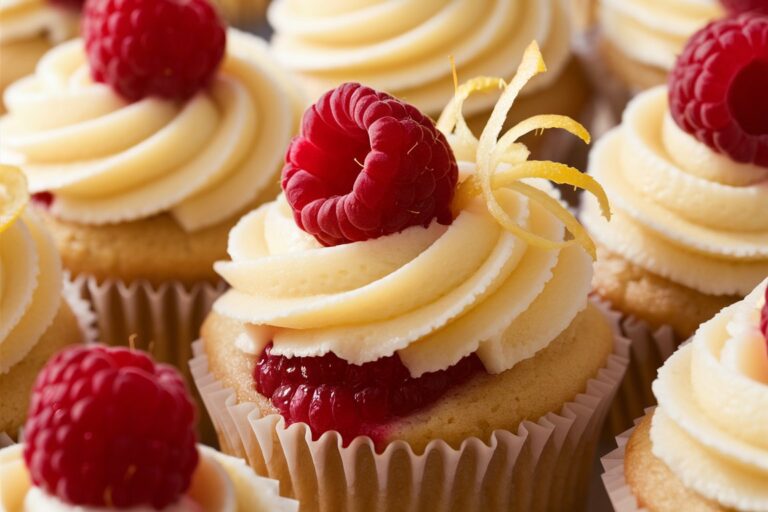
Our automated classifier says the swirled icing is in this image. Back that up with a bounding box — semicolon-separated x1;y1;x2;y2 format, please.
267;0;571;116
582;87;768;296
0;29;302;232
650;279;768;511
0;0;77;46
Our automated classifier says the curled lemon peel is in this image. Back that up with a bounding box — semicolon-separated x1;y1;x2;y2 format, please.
0;165;29;235
438;41;610;259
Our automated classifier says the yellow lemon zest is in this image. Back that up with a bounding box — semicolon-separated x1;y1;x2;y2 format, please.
0;165;29;235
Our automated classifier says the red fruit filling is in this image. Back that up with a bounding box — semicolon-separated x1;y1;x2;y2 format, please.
668;14;768;167
24;346;198;509
281;82;459;246
83;0;226;102
254;343;483;446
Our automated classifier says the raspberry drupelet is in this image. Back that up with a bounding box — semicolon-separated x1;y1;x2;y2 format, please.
720;0;768;15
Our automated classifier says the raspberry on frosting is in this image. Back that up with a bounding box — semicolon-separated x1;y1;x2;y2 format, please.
281;82;459;246
721;0;768;15
83;0;226;101
23;346;198;509
668;14;768;168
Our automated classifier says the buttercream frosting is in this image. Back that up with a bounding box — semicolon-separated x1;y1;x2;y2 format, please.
0;0;77;46
0;29;302;232
0;445;298;512
581;86;768;296
649;279;768;511
267;0;571;116
599;0;723;71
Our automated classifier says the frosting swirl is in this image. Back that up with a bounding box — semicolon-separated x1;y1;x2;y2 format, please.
0;29;302;232
649;279;768;511
581;87;768;296
599;0;723;71
267;0;571;116
0;0;77;46
0;445;298;512
0;208;62;374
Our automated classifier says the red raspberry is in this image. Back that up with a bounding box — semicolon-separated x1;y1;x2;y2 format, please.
82;0;226;102
281;83;459;246
254;343;483;445
721;0;768;15
761;286;768;345
23;346;198;509
31;192;54;209
668;15;768;167
49;0;84;9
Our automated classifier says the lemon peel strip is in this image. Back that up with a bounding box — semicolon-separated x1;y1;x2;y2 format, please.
0;165;29;235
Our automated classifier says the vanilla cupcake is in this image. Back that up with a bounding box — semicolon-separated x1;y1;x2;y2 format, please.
602;278;768;511
192;43;629;511
0;344;298;512
0;0;302;368
0;0;79;112
581;14;768;431
0;165;89;439
267;0;591;158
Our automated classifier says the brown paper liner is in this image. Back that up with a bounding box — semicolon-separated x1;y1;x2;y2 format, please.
191;300;630;512
601;412;652;512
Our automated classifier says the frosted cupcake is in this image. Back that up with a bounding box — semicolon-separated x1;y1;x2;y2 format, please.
0;0;302;367
0;344;298;511
581;14;768;431
267;0;591;158
0;0;79;112
602;278;768;511
0;165;90;439
192;43;629;511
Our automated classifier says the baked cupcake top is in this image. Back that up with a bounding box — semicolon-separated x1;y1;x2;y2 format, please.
0;0;302;231
582;14;768;297
649;278;768;510
0;0;78;47
0;165;62;375
212;42;610;442
267;0;571;116
0;345;298;511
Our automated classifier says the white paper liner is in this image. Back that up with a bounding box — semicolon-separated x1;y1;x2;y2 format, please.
191;300;630;512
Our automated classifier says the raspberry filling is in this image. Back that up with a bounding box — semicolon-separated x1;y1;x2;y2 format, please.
728;59;768;136
254;343;484;446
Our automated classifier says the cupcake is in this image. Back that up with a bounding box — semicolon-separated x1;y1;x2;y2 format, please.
0;0;79;112
0;344;298;511
192;43;629;511
0;165;92;439
266;0;592;159
602;278;768;511
581;14;768;431
0;0;302;369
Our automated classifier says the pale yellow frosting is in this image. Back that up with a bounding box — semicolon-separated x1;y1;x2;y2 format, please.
0;29;303;232
650;279;768;511
0;445;298;512
581;87;768;296
0;207;62;374
267;0;572;116
599;0;723;71
0;0;77;45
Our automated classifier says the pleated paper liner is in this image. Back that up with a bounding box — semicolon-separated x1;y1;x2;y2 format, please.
191;300;630;512
601;411;654;512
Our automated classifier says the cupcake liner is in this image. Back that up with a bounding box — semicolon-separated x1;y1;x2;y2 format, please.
191;300;630;512
601;411;654;512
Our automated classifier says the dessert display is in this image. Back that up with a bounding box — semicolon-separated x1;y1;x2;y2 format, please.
0;164;91;440
602;278;768;511
0;344;298;511
581;13;768;432
192;42;629;511
0;0;303;367
0;0;79;113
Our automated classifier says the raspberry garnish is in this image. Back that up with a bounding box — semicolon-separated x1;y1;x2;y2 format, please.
721;0;768;15
668;15;768;168
255;343;483;445
24;346;198;509
761;286;768;345
281;83;459;246
31;192;54;209
83;0;226;102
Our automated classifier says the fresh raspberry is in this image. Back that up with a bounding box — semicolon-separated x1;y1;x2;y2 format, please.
254;344;483;445
82;0;226;102
281;83;459;246
761;286;768;344
668;15;768;167
24;346;198;509
31;192;54;209
721;0;768;15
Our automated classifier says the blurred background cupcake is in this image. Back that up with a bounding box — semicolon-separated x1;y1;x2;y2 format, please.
602;279;768;511
0;0;80;112
581;13;768;432
0;0;302;375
